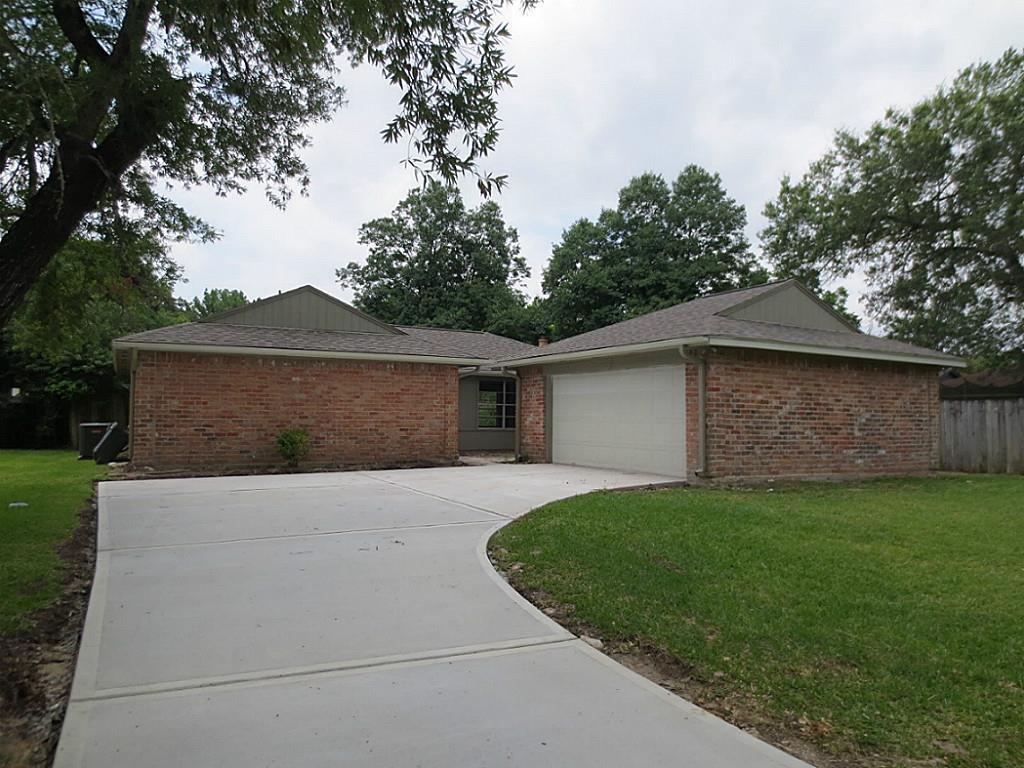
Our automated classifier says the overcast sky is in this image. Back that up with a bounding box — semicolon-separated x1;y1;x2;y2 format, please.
168;0;1024;327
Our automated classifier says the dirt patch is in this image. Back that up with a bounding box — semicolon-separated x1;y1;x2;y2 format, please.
0;494;97;768
113;457;459;481
489;553;918;768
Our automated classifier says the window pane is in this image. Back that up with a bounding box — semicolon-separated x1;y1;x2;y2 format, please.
478;402;498;427
503;385;517;428
478;379;517;428
478;380;499;427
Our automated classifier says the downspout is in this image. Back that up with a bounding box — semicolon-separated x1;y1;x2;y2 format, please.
679;345;709;478
128;348;139;461
456;366;480;460
501;367;521;460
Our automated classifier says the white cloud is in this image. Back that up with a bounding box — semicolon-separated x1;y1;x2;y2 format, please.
168;0;1024;323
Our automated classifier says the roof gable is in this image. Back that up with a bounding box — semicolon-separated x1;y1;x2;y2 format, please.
496;280;961;367
112;294;538;369
718;280;857;332
201;285;400;335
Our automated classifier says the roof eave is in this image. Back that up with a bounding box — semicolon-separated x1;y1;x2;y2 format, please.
704;336;966;368
498;338;708;366
498;335;966;368
112;340;486;367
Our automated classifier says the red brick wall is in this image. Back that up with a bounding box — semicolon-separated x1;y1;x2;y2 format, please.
518;366;547;462
684;361;700;475
130;351;458;470
704;349;940;478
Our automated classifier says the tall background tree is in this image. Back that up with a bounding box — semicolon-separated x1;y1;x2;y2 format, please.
0;226;246;446
179;288;250;321
761;48;1024;368
543;166;767;339
337;183;531;336
0;0;536;324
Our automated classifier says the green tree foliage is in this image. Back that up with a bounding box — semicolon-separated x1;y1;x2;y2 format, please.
337;183;530;335
179;288;248;321
761;48;1024;368
543;167;768;339
6;226;182;399
485;298;551;345
5;221;244;409
0;0;536;323
0;221;179;443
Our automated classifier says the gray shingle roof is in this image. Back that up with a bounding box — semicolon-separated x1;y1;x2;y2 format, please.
395;326;537;360
115;321;536;362
115;281;959;367
500;280;961;364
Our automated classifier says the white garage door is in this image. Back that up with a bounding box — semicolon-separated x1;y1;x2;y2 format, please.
550;365;686;477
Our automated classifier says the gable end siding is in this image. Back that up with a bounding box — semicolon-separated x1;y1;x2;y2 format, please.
203;287;399;334
720;282;854;332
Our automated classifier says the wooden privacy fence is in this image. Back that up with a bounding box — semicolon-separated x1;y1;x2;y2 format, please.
940;398;1024;473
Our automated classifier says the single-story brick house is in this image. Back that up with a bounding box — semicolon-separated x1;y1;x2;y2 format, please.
114;280;963;478
113;286;535;470
500;280;963;478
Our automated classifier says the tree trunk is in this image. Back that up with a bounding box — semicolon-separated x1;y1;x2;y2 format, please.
0;84;171;326
0;0;160;326
0;151;111;325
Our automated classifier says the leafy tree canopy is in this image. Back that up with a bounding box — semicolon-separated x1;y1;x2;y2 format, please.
0;0;536;324
543;166;768;339
5;223;242;400
337;182;530;336
179;288;248;321
7;227;180;398
485;297;550;345
761;48;1024;368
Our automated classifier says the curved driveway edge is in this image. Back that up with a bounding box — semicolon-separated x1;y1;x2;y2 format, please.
56;464;811;768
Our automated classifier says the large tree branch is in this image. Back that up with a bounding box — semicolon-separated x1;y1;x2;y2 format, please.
52;0;110;65
879;211;1024;303
996;250;1024;303
54;0;158;180
110;0;156;67
0;137;21;177
0;77;177;325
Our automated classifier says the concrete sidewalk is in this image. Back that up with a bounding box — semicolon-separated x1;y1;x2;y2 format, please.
56;464;810;767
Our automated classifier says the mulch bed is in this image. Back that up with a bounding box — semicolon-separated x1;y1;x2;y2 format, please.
0;495;97;768
113;457;460;481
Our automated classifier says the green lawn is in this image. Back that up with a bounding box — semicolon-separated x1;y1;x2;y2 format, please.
490;476;1024;768
0;450;106;633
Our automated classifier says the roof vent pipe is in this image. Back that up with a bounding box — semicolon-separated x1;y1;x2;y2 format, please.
537;337;549;347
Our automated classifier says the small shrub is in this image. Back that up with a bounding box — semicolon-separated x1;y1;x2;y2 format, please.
277;428;311;467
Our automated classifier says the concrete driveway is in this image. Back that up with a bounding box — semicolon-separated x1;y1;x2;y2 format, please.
56;464;808;768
